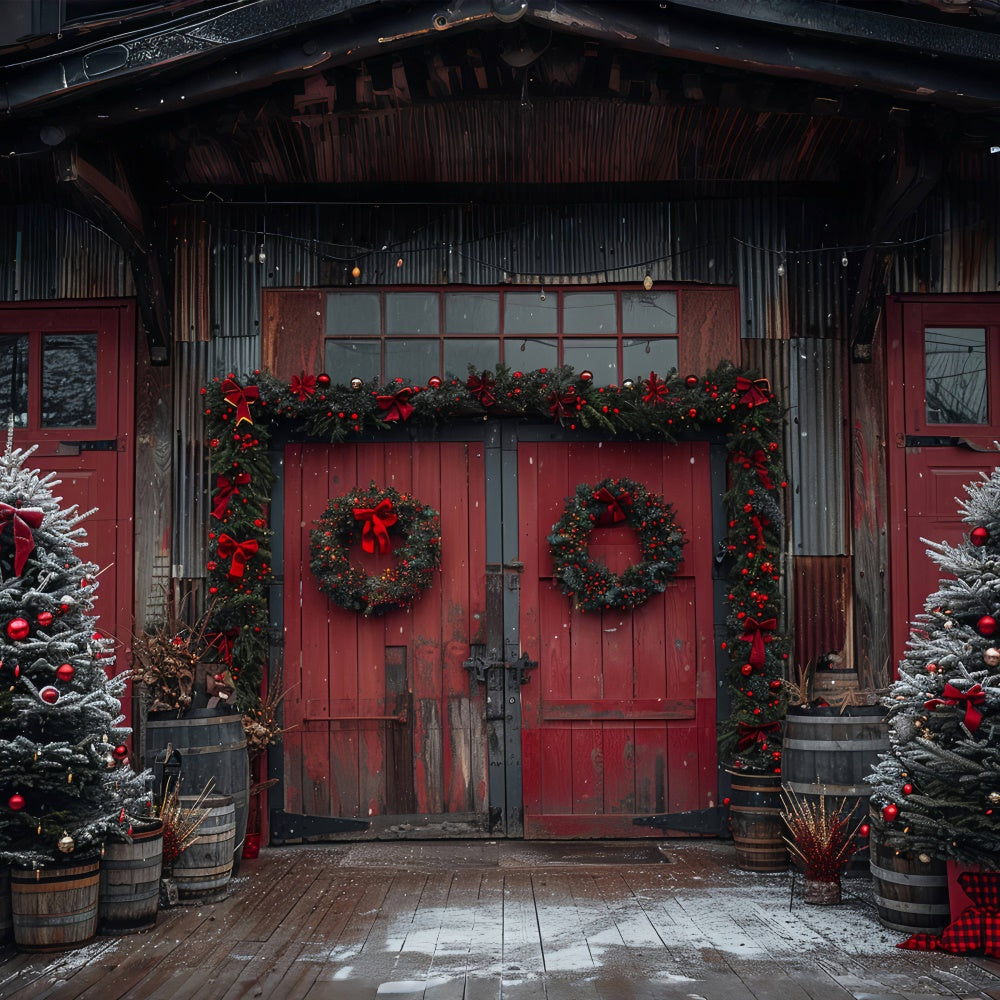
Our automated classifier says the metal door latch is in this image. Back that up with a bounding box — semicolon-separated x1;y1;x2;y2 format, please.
506;652;538;685
463;647;505;684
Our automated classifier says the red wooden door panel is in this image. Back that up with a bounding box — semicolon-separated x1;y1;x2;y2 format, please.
518;440;717;838
282;440;489;835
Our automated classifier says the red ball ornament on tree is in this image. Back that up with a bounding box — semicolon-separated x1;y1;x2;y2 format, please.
979;615;998;637
972;526;990;547
740;663;753;676
8;792;24;811
859;823;870;837
36;611;53;627
685;375;699;387
769;679;783;691
113;745;128;761
39;686;59;705
902;783;914;795
317;373;331;387
6;617;29;640
56;663;74;683
428;376;442;389
882;803;899;823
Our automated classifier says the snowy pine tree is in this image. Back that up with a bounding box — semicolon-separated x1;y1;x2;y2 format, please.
868;463;1000;867
0;436;150;868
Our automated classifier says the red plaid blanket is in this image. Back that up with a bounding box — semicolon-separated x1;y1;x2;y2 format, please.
899;871;1000;956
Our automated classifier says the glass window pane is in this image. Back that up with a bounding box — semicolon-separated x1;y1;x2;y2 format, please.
444;338;500;377
0;335;28;427
504;337;557;371
445;293;499;334
925;327;987;425
503;293;557;335
386;292;440;335
326;292;381;336
623;338;678;382
324;340;381;383
563;291;616;334
563;338;618;383
384;339;440;383
41;334;96;427
622;291;678;334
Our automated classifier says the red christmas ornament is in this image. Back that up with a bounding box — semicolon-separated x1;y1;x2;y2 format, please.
740;663;753;676
882;803;899;823
685;375;699;387
579;370;593;383
6;617;29;640
39;686;59;705
317;373;331;387
56;663;74;683
979;615;998;637
36;611;53;627
769;679;783;691
428;376;442;389
113;745;128;761
972;526;990;547
8;793;24;811
859;823;870;837
927;662;938;673
902;783;914;795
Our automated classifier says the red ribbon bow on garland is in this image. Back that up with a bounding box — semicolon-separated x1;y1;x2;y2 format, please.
735;376;771;407
376;387;414;422
353;499;398;554
212;472;251;520
736;720;780;751
548;387;580;420
290;373;317;401
216;533;260;579
900;872;1000;957
733;449;775;490
466;372;497;408
740;616;777;670
0;503;43;576
221;377;260;426
925;682;987;733
206;628;240;665
642;372;669;406
592;486;632;525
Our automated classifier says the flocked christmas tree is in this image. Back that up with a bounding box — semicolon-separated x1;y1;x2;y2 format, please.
868;463;1000;867
0;435;150;868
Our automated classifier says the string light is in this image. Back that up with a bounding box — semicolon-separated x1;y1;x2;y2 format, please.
642;273;654;291
777;261;786;277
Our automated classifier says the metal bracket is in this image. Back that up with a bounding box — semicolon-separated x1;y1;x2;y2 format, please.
507;651;538;685
463;646;505;684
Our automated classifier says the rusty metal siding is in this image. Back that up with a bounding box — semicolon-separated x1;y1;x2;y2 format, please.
173;339;209;581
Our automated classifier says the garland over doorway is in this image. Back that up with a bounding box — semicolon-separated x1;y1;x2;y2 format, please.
201;361;788;773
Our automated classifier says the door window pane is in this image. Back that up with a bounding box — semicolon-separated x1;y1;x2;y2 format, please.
503;293;557;335
41;334;96;427
563;339;618;383
0;335;28;427
386;293;440;335
623;338;678;381
325;340;381;383
925;327;987;424
622;291;678;334
326;292;381;336
445;293;499;334
444;338;500;377
505;337;557;371
563;291;616;333
385;339;440;383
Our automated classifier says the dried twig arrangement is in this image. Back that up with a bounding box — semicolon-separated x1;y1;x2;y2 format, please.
158;776;215;868
780;787;861;882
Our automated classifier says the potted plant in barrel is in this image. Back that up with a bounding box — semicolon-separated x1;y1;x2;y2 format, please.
0;435;151;950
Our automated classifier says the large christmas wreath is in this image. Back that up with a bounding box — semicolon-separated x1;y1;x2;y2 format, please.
548;477;686;613
309;484;441;617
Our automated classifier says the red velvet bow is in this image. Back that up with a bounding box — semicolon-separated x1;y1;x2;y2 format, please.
0;503;43;576
733;449;774;490
221;377;259;426
735;376;771;407
740;616;777;669
376;387;414;422
593;486;632;525
925;682;987;733
466;372;497;408
216;533;260;579
548;387;579;420
353;499;397;554
750;514;769;552
642;372;669;406
290;373;317;401
212;472;251;520
206;629;239;665
736;720;780;751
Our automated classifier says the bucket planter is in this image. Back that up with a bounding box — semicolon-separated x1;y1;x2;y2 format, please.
727;770;787;872
98;821;164;934
144;707;250;874
869;821;950;934
10;856;100;952
781;704;888;870
803;878;841;905
171;794;236;904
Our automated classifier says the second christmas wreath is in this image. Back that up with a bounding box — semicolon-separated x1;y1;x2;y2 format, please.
309;483;441;617
548;476;686;613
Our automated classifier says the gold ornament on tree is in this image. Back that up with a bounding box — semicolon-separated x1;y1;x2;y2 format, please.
985;647;1000;666
57;831;74;853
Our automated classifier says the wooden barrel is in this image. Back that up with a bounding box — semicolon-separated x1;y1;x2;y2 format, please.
98;822;163;934
870;826;950;934
172;795;236;904
781;706;888;869
10;857;100;952
727;770;788;872
0;865;12;944
144;709;249;873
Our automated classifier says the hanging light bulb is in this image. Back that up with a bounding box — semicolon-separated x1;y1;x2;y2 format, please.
777;261;786;277
643;273;654;291
841;253;849;268
396;257;404;268
257;244;266;265
351;265;362;279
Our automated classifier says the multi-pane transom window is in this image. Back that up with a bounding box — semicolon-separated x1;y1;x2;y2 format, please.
324;288;679;385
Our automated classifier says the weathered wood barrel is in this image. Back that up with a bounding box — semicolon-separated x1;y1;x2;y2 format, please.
727;770;788;872
144;709;249;873
10;857;100;952
172;794;236;904
98;822;163;934
781;705;888;869
0;865;12;944
869;825;950;934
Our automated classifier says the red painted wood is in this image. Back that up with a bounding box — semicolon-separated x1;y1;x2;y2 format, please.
541;700;695;720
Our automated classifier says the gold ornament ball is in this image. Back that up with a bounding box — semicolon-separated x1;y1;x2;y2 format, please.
58;831;75;853
943;620;954;629
985;647;1000;666
989;792;1000;805
350;377;363;390
918;853;932;864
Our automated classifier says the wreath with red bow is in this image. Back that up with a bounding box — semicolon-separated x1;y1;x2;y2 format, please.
309;484;441;616
548;477;686;613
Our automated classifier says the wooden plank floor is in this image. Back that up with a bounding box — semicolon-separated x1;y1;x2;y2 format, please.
1;840;999;1000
